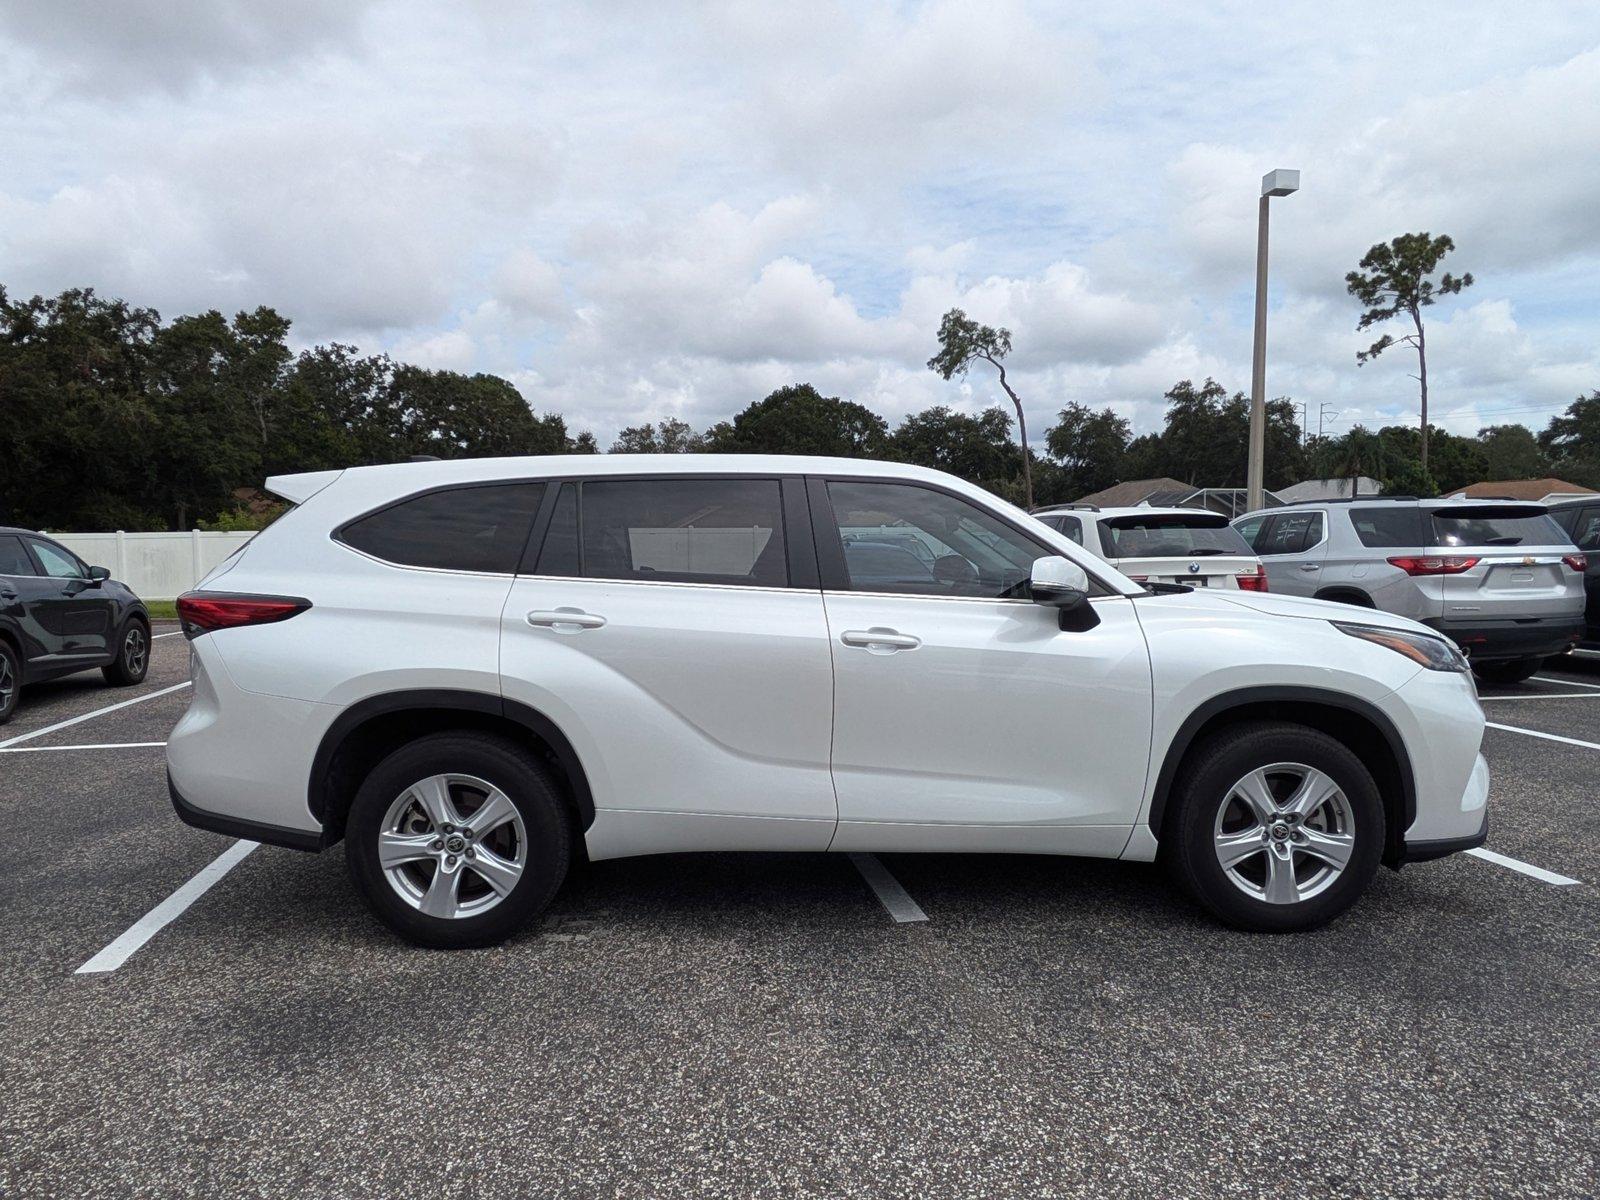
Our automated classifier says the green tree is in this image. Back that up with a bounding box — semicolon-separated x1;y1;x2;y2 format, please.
890;405;1018;485
1478;423;1549;481
1538;392;1600;488
385;366;572;459
706;383;889;457
926;308;1034;507
611;417;705;454
1345;233;1474;473
1044;402;1130;498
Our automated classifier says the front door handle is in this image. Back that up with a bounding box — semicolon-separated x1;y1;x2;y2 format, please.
840;627;921;653
1298;564;1321;572
527;608;607;633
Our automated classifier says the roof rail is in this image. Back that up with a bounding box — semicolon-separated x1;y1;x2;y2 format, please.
407;454;442;463
1276;495;1414;506
1032;502;1100;513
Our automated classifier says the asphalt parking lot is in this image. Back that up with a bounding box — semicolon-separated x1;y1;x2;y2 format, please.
2;631;1598;1199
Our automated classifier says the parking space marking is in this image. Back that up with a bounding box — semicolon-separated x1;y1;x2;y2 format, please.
75;839;258;974
1532;675;1600;689
1479;693;1600;701
0;682;191;749
848;853;928;923
1466;847;1581;887
152;631;183;640
1485;721;1600;751
0;741;167;754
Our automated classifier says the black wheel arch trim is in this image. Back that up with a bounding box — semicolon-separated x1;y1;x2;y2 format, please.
170;770;325;852
307;688;596;830
1147;685;1418;859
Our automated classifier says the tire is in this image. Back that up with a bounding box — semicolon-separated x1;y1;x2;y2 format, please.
101;617;151;686
1471;657;1542;686
0;639;20;726
344;731;571;948
1167;721;1384;933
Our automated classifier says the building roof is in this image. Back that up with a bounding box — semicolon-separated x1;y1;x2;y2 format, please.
1276;477;1381;503
1075;477;1192;507
1450;478;1597;502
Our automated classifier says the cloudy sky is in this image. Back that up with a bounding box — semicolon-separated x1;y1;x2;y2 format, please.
2;1;1597;448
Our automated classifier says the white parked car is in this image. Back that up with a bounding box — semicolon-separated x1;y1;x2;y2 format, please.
168;455;1488;947
1032;504;1269;591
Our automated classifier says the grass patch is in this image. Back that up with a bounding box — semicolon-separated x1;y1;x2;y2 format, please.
143;600;179;620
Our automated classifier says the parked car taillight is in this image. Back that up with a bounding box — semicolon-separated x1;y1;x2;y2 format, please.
176;592;311;639
1236;564;1269;592
1386;556;1481;576
1562;553;1588;572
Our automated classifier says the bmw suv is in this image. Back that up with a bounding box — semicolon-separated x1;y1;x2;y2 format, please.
1233;499;1587;684
168;456;1489;947
1032;504;1268;591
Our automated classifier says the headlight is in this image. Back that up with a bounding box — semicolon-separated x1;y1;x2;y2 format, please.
1334;621;1468;672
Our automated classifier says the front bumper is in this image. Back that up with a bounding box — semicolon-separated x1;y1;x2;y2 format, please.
1400;807;1488;863
1426;615;1586;663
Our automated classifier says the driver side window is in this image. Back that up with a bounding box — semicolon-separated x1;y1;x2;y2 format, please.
28;539;85;579
824;480;1044;599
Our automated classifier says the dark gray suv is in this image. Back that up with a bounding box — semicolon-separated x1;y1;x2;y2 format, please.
1233;499;1586;684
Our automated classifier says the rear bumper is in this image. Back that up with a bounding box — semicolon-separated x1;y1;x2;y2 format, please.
169;771;325;852
1426;615;1586;662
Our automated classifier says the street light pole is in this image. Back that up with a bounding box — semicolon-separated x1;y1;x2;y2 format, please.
1246;168;1299;513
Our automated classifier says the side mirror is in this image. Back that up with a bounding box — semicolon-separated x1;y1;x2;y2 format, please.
1030;556;1098;631
88;565;111;582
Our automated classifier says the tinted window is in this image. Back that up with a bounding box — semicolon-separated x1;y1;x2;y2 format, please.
827;480;1042;598
578;479;787;586
1350;506;1424;547
339;483;544;573
1253;512;1322;556
1571;508;1600;551
1055;514;1084;545
1431;509;1567;548
1099;515;1254;558
29;539;85;578
0;535;37;576
1233;515;1268;550
533;483;580;575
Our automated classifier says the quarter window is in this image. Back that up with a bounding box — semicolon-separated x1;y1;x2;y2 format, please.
28;539;86;578
543;478;789;587
338;483;545;573
826;480;1043;598
0;535;37;576
1350;507;1424;548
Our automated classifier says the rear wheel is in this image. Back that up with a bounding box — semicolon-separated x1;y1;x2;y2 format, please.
101;618;150;686
345;732;570;948
1471;657;1542;686
0;640;20;725
1168;721;1384;932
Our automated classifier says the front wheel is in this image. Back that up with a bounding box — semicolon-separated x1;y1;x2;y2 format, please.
1471;657;1542;686
345;732;571;948
0;639;20;725
101;618;150;686
1168;721;1384;932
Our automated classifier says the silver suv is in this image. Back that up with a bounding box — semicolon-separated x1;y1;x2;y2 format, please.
1232;498;1587;684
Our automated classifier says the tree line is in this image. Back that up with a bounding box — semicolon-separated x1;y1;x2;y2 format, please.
2;283;1597;532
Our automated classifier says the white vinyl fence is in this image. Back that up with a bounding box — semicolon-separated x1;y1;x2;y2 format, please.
47;531;256;601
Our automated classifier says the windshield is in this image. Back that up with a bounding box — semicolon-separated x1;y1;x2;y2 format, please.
1098;515;1253;559
1431;510;1567;548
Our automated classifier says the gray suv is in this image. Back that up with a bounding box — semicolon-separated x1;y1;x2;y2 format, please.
1232;499;1587;684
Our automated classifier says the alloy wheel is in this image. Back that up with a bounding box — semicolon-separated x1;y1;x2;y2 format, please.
0;654;14;712
377;773;527;919
123;626;147;676
1212;762;1356;905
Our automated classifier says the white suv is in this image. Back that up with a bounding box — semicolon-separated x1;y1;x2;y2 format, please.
168;455;1489;947
1032;504;1268;591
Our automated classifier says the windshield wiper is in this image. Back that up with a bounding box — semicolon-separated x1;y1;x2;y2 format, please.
1485;536;1523;545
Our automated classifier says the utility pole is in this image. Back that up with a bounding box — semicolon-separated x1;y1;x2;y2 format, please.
1247;168;1300;512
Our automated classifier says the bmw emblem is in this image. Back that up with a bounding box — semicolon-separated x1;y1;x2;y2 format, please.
1187;562;1201;574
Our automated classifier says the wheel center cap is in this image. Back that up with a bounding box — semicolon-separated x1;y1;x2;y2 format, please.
445;835;466;854
1270;823;1291;841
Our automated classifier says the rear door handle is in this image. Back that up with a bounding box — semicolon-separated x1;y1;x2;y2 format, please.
840;627;921;652
526;608;607;633
1298;564;1321;572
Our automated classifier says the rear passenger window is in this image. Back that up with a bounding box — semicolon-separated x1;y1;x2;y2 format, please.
339;483;545;573
1054;515;1084;545
1233;515;1267;550
1573;509;1600;551
1350;507;1424;547
0;535;37;576
555;479;788;587
1256;512;1322;555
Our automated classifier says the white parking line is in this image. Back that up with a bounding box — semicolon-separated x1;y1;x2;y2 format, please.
0;741;167;754
848;853;928;923
152;631;183;640
1480;693;1600;701
1465;847;1581;887
1485;721;1600;751
0;682;191;749
75;839;258;974
1532;675;1600;690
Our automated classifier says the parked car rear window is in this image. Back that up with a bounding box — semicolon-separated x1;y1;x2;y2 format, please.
1430;509;1567;548
571;478;788;587
0;535;37;576
339;482;545;573
1350;507;1424;548
1098;515;1253;559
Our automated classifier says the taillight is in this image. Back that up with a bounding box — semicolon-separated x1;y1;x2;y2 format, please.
1562;553;1588;572
176;592;311;639
1236;564;1269;592
1386;556;1481;576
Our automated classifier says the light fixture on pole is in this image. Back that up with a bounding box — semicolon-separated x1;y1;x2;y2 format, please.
1246;167;1299;513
